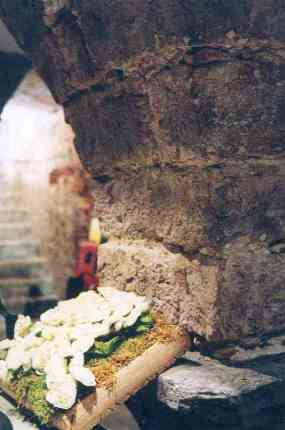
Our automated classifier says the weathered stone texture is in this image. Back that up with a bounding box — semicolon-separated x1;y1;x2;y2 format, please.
93;162;285;253
1;0;285;340
98;240;190;324
157;350;285;429
98;238;285;340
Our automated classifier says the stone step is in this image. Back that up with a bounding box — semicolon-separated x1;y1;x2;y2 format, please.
0;209;30;223
0;278;42;288
0;222;32;240
0;257;46;279
0;239;40;260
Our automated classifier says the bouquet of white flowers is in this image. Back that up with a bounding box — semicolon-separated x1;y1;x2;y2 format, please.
0;288;189;429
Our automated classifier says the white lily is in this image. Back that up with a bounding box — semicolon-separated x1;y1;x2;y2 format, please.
6;346;31;371
123;308;142;327
46;374;77;410
14;315;32;339
0;360;8;382
31;342;53;371
69;353;96;387
71;335;95;354
41;308;66;326
22;333;44;350
0;339;16;351
45;354;67;385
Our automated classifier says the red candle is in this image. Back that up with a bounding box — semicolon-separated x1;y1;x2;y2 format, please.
75;241;98;290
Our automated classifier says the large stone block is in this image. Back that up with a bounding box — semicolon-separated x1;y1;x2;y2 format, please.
66;45;285;172
98;240;190;323
92;162;285;254
180;237;285;340
98;239;285;340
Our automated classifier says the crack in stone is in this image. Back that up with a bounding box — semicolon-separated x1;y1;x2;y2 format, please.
61;40;285;107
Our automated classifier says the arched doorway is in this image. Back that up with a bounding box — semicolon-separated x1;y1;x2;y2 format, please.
0;61;93;328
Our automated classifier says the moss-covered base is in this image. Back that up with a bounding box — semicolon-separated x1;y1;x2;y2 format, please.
4;313;181;426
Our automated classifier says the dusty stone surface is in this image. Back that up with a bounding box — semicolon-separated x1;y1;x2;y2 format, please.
158;351;285;428
99;239;285;340
2;1;285;340
98;240;190;324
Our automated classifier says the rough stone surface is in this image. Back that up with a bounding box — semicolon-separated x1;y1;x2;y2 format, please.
1;1;285;340
98;240;190;324
210;333;285;365
158;351;285;428
99;239;285;340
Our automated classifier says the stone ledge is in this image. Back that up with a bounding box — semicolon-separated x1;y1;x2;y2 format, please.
209;333;285;365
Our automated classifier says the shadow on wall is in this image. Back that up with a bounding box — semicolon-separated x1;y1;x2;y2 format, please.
0;52;31;114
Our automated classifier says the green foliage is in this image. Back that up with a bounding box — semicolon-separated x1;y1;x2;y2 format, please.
90;336;123;358
10;370;53;425
133;313;154;334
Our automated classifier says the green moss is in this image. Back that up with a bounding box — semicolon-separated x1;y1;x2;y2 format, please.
86;313;179;389
9;371;53;425
26;375;54;425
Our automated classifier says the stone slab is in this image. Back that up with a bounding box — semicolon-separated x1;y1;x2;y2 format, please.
158;351;285;428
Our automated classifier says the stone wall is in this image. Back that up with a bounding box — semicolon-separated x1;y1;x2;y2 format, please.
1;1;285;340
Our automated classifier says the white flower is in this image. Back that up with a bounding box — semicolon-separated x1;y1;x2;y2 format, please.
71;335;95;355
92;323;111;338
110;300;134;318
45;354;67;386
52;336;73;358
77;291;105;306
46;374;77;410
40;309;65;326
0;339;15;351
6;346;31;371
41;326;56;341
0;361;8;382
0;287;151;408
69;353;96;387
22;333;44;350
31;342;53;371
71;323;110;341
123;305;146;328
14;315;32;339
45;353;77;410
136;298;150;314
114;320;124;331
